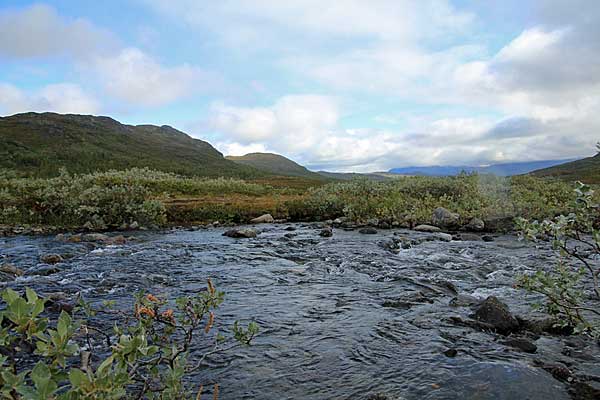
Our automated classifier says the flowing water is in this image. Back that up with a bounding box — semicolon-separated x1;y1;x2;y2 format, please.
2;224;600;399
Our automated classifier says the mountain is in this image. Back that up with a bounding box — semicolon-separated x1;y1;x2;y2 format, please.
531;153;600;183
0;112;262;178
226;152;325;179
389;159;576;177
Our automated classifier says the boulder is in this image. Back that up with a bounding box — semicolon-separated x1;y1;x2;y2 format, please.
432;207;460;228
319;227;333;237
359;227;378;234
443;348;458;357
482;235;495;242
432;232;453;242
473;296;520;334
40;254;63;264
223;228;258;238
250;214;275;224
0;264;24;277
465;217;485;231
414;224;441;233
82;233;110;242
106;235;127;245
67;234;82;243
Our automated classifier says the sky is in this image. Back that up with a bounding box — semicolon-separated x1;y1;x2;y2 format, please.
0;1;598;172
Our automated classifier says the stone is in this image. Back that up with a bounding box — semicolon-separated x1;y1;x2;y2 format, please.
366;218;379;227
40;254;63;264
358;227;378;234
432;232;453;242
250;214;275;224
449;294;481;307
453;233;482;241
473;296;520;334
0;264;24;277
129;221;140;230
414;224;441;233
332;217;348;226
443;348;458;357
284;226;297;231
502;337;537;353
223;228;258;238
67;234;82;243
482;235;495;242
432;207;460;228
27;265;60;276
465;217;485;231
319;227;333;237
107;235;127;245
82;233;109;242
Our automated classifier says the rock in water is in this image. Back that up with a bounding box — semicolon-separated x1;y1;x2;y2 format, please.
82;233;110;242
432;207;460;228
40;254;63;264
432;232;453;242
473;296;520;334
223;228;258;238
250;214;275;224
502;337;537;353
465;217;485;231
453;233;482;241
414;224;441;233
319;227;333;237
359;227;378;234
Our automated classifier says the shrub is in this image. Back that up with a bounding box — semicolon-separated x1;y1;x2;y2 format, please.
0;282;258;399
517;182;600;337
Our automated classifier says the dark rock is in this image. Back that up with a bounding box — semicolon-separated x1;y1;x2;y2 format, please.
449;294;481;307
359;227;378;234
432;207;460;228
378;221;391;229
40;254;63;264
502;337;537;353
27;265;61;276
319;227;333;237
443;348;458;357
473;296;520;334
482;235;495;242
223;228;258;238
465;217;485;231
366;394;390;400
483;216;514;232
284;226;296;231
284;233;297;239
453;233;482;241
379;240;400;253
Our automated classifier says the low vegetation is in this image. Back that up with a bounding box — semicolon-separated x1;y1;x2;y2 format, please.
0;168;586;231
517;182;600;338
0;282;258;399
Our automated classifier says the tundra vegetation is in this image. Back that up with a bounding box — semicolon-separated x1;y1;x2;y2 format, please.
0;168;586;231
0;281;258;399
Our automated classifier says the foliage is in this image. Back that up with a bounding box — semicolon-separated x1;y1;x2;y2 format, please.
516;182;600;337
0;282;258;399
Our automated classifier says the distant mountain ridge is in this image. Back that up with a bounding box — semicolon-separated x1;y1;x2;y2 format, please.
531;153;600;183
0;112;262;178
389;159;577;177
226;152;325;179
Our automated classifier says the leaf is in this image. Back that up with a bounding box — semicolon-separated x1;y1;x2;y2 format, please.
68;369;89;388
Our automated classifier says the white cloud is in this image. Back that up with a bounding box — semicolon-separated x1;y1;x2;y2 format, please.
93;48;206;107
0;4;117;59
0;83;99;115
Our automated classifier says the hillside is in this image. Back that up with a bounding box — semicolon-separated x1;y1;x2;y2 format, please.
0;112;262;178
389;159;575;177
226;152;325;179
531;153;600;183
317;171;392;181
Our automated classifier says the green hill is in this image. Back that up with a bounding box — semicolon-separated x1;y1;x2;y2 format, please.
0;112;262;178
531;153;600;183
226;152;325;179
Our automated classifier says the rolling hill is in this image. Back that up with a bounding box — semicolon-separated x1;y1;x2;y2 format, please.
0;112;262;178
226;152;325;179
531;153;600;183
389;159;575;177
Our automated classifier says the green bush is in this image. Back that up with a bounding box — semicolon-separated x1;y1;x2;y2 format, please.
0;282;258;399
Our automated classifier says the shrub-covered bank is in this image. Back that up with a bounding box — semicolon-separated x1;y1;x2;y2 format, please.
0;168;587;233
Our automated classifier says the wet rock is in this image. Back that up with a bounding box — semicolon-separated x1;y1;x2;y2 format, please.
432;232;453;242
283;233;297;239
319;227;333;237
284;226;297;231
27;265;61;276
453;233;482;241
449;294;481;307
502;337;537;353
40;254;63;264
0;264;24;277
473;296;520;334
45;293;74;314
106;235;127;245
379;240;401;253
432;207;460;228
223;228;258;238
465;217;485;231
82;233;110;242
414;224;441;233
443;348;458;357
250;214;274;224
482;235;495;242
68;234;82;243
55;233;67;241
358;227;378;234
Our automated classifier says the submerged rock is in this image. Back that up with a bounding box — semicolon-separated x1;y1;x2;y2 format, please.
502;337;537;353
40;254;63;264
473;296;520;334
319;227;333;237
453;233;482;241
250;214;275;224
414;224;441;233
443;348;458;357
359;227;378;234
223;228;258;238
432;207;460;228
27;265;61;276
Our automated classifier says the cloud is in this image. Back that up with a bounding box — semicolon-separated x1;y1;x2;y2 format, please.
0;4;117;59
93;48;208;107
0;83;100;115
